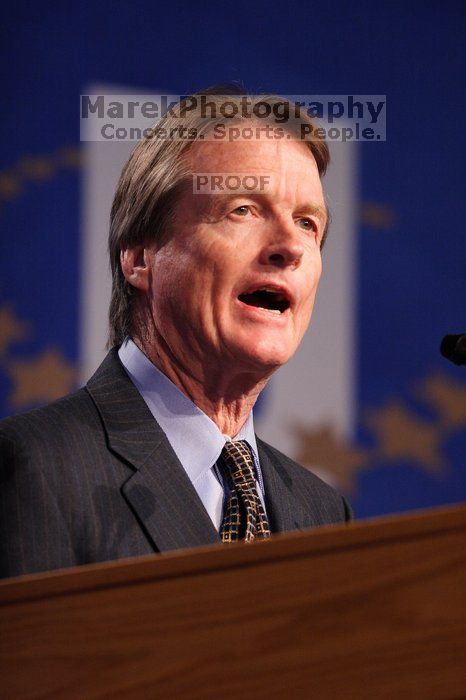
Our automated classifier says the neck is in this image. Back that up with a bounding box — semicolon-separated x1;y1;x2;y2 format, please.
132;333;271;438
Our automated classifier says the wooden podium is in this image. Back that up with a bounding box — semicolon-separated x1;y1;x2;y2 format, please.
1;505;465;699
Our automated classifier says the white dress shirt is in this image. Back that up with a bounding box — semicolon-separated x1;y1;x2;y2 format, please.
118;338;267;530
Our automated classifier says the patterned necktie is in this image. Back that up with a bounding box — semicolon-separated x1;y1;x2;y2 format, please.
217;440;271;543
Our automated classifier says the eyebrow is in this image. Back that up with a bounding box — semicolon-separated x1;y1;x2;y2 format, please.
297;202;328;226
205;193;328;223
199;192;330;248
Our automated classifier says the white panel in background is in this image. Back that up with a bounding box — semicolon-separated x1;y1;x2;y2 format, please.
82;97;357;453
80;84;176;381
80;138;133;382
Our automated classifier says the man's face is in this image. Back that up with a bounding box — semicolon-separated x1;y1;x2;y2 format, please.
145;134;326;377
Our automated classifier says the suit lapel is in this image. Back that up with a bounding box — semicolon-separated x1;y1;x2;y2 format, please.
86;349;220;552
257;438;309;533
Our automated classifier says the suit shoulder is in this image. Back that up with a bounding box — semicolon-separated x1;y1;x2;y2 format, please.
0;388;101;451
257;437;353;521
258;436;335;492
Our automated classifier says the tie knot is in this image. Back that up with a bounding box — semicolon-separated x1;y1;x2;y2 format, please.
218;440;271;543
219;440;256;490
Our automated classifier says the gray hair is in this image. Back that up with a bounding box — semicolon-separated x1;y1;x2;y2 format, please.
108;85;330;347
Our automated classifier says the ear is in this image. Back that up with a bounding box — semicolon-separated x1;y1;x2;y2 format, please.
120;246;151;292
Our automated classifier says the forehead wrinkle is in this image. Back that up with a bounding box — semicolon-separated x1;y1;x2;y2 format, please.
189;140;272;172
186;138;325;219
271;171;326;224
189;135;314;173
272;147;323;208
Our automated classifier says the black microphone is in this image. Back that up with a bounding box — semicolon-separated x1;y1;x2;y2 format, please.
440;334;466;366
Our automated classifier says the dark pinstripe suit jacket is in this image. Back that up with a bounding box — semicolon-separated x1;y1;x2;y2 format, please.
0;349;352;579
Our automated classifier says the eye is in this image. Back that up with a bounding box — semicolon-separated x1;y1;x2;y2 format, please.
297;217;317;232
232;205;251;216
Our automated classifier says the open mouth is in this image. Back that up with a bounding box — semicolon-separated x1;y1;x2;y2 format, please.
238;288;291;314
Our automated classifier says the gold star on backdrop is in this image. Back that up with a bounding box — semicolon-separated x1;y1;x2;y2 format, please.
0;173;21;199
417;374;466;429
366;401;445;474
7;348;76;408
360;202;396;229
0;146;82;203
0;305;29;358
18;156;55;181
293;423;370;493
57;146;82;168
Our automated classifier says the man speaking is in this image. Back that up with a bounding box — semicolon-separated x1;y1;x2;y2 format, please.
0;87;352;579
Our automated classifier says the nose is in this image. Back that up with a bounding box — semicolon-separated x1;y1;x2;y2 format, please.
259;217;305;269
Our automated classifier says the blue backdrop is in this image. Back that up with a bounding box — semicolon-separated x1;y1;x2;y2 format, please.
1;0;465;519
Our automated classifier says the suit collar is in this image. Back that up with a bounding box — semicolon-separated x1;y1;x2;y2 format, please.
86;349;220;552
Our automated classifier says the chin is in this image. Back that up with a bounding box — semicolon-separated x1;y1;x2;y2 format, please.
234;338;296;372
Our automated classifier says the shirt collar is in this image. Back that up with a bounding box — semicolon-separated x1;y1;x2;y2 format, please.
118;338;259;484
